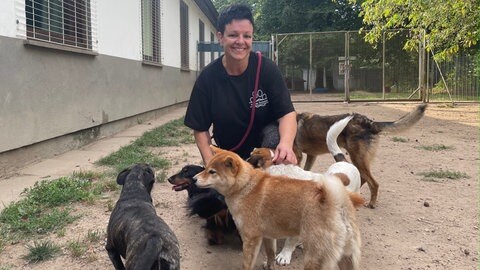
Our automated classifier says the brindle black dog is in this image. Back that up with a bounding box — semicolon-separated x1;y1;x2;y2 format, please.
106;163;180;270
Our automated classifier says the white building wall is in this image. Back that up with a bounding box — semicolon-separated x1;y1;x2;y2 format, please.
189;0;218;68
163;0;217;70
0;0;17;38
96;0;142;60
163;0;182;68
1;0;217;69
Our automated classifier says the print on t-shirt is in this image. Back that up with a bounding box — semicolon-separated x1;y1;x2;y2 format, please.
249;89;269;108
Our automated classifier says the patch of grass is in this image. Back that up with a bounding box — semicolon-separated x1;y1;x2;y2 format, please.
25;177;97;208
23;240;60;263
0;173;109;238
97;179;120;193
419;169;470;181
56;228;66;237
72;170;106;181
135;117;195;147
96;144;169;172
67;239;87;258
0;204;78;235
96;117;194;173
156;170;167;183
106;199;115;212
392;136;408;143
0;225;7;253
415;144;454;151
86;229;104;243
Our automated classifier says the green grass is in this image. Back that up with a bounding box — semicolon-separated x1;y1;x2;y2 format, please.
0;225;8;253
419;169;470;181
67;239;87;258
23;240;61;263
0;172;112;238
392;136;408;143
86;229;104;243
156;170;168;183
96;144;169;173
0;117;193;257
96;117;193;172
415;144;454;151
135;117;195;147
25;177;96;208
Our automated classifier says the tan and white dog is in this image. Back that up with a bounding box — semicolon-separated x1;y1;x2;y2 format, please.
194;146;363;270
247;116;362;265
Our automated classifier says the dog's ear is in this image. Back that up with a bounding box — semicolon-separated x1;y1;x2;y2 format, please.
210;145;226;155
116;167;131;185
223;155;239;175
246;155;264;168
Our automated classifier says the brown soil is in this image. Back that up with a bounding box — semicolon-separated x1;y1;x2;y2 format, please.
1;103;478;270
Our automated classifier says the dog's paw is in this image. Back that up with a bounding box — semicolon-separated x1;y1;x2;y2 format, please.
275;252;292;266
366;201;376;209
262;260;276;270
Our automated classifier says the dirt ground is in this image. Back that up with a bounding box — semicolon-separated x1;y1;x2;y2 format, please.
1;103;478;270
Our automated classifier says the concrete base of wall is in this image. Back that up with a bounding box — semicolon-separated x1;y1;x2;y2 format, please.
0;102;187;179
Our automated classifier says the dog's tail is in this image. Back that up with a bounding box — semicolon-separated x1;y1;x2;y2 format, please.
349;192;365;208
376;104;427;134
326;115;354;162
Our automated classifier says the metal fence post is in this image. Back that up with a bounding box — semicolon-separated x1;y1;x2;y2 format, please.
382;31;385;100
344;31;350;102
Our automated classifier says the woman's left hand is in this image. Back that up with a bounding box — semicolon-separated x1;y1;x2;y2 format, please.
272;142;297;165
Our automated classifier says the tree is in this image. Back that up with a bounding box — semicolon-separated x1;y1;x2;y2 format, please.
211;0;363;39
256;0;362;37
349;0;480;59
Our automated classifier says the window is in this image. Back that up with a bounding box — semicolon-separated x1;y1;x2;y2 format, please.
180;0;189;70
141;0;161;64
199;20;205;69
25;0;93;50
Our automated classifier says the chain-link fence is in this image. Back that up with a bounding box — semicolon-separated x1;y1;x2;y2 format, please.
197;32;478;103
427;52;479;102
273;30;423;102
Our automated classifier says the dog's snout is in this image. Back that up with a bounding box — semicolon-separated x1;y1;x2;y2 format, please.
191;176;198;184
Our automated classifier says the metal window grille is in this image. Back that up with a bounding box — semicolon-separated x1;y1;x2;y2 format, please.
180;1;189;70
199;20;205;69
141;0;161;63
25;0;95;50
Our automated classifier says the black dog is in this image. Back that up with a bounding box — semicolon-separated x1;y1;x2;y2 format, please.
106;164;180;270
168;165;236;245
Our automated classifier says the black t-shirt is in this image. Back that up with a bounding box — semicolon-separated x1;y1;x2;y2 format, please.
184;52;294;159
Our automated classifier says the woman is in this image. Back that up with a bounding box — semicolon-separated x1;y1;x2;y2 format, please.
184;3;297;165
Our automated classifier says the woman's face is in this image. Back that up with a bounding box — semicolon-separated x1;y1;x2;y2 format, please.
218;19;253;62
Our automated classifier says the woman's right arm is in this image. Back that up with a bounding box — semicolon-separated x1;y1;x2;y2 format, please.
193;130;213;165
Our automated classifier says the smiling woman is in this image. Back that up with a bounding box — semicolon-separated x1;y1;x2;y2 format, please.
218;19;253;75
184;3;298;167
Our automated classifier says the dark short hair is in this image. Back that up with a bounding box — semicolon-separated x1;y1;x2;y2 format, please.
217;3;254;34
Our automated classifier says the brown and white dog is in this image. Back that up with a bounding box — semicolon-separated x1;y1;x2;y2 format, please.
294;104;427;208
195;146;363;270
247;116;362;265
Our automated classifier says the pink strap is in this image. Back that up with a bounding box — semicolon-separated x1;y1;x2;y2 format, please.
230;51;262;151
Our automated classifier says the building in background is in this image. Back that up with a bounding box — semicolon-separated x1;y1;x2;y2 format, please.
0;0;218;172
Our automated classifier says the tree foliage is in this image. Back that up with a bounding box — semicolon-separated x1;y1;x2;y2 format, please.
350;0;480;59
211;0;362;39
